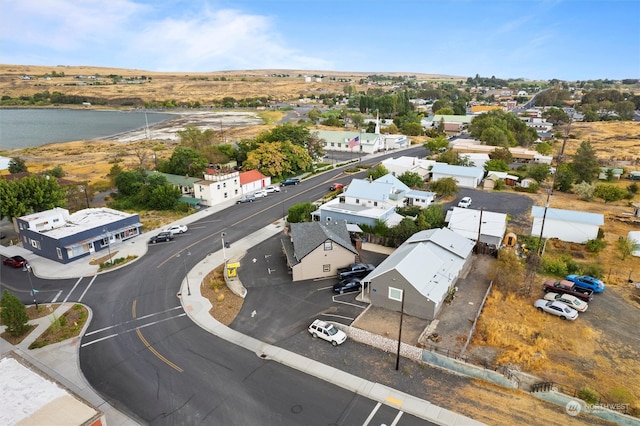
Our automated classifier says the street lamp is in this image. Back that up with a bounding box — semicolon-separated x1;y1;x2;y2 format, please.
22;263;38;309
176;252;191;296
221;232;227;263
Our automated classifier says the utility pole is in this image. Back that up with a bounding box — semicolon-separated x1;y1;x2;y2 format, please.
395;291;405;371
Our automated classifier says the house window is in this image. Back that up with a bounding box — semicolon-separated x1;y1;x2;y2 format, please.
331;142;335;147
355;199;360;204
373;201;378;207
217;184;220;189
224;192;228;199
324;240;332;251
388;286;403;302
323;264;330;272
56;247;62;259
223;182;226;187
30;239;41;250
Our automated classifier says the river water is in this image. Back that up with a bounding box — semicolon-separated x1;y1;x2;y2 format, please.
0;109;175;149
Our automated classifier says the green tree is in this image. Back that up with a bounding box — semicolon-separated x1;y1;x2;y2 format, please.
527;164;551;183
8;157;28;173
16;175;66;214
366;164;389;180
287;202;317;223
416;204;445;230
481;127;510;146
424;136;449;153
484;159;509;172
162;147;208;176
571;141;600;184
554;163;575;192
148;184;181;210
616;237;634;260
387;217;418;244
43;165;64;178
256;123;310;147
542;107;570;125
398;171;423;188
307;108;322;124
429;177;458;197
115;171;146;197
1;290;30;337
489;147;514;164
401;122;423;136
614;100;636;120
177;126;218;152
593;184;627;203
487;250;525;292
535;142;553;156
0;179;25;221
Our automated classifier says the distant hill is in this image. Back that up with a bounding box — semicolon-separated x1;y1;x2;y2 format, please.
0;64;465;104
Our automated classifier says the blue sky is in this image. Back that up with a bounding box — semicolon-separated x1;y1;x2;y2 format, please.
1;0;638;81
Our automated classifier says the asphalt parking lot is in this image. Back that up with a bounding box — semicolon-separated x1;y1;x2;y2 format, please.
230;233;389;344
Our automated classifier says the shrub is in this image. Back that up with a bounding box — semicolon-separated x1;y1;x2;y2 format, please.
0;290;30;337
540;257;568;276
585;238;606;253
577;386;600;405
579;263;604;279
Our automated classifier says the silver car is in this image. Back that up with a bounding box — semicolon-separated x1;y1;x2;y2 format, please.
534;299;579;320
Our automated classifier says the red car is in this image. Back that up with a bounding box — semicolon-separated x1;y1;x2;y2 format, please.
329;183;344;191
3;255;28;268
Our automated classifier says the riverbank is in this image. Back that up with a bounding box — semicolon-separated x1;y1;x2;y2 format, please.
0;111;278;185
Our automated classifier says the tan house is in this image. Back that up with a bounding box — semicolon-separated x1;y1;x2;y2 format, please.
281;221;358;282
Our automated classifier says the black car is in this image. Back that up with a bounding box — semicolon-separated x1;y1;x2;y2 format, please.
149;231;174;244
337;263;375;280
280;178;300;186
333;278;366;294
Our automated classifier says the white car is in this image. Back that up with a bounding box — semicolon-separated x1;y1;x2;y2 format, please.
308;319;347;346
544;292;588;312
457;196;472;208
165;224;188;235
254;190;268;198
533;299;579;320
265;185;280;193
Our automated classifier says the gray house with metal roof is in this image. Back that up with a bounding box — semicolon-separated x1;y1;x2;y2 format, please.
362;227;475;320
281;221;358;281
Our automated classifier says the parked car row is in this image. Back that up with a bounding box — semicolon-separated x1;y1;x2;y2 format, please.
236;186;282;204
149;224;189;244
536;274;605;321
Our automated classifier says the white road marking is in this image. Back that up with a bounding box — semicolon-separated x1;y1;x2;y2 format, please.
50;290;63;303
62;277;85;303
81;312;186;347
77;274;97;302
85;306;183;336
362;402;382;426
390;410;404;426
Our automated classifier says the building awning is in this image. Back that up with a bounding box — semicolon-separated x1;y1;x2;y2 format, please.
63;222;143;250
346;224;363;233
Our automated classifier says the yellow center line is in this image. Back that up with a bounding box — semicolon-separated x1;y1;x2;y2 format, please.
136;329;183;373
132;299;183;373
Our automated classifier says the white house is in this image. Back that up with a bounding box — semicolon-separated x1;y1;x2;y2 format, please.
430;163;485;188
531;206;604;244
460;152;490;169
381;156;436;179
239;170;271;194
194;168;242;206
312;130;384;154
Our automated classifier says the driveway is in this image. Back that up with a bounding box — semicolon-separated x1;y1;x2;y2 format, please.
231;233;389;344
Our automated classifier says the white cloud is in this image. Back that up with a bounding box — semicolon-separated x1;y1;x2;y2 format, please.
0;0;331;71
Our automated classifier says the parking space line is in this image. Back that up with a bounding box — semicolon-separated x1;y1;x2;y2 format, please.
362;402;381;426
390;410;404;426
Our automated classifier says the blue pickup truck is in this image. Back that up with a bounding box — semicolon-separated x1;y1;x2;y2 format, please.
565;275;605;293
